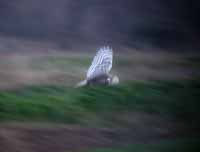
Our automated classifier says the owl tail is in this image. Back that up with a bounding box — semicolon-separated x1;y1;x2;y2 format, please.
75;80;87;88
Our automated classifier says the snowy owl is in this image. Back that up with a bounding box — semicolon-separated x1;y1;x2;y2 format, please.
76;46;119;87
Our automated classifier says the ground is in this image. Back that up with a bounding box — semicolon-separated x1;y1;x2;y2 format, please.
0;51;200;152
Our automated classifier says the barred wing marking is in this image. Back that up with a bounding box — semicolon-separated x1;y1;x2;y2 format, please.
87;46;113;80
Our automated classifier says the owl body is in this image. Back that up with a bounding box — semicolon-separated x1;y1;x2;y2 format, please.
76;46;119;87
87;74;110;86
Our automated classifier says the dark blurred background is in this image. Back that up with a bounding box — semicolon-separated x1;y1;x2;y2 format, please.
0;0;199;51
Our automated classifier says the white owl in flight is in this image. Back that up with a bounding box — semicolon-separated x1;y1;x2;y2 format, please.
76;46;119;87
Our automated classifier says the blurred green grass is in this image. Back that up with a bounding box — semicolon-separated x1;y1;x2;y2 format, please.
0;79;199;125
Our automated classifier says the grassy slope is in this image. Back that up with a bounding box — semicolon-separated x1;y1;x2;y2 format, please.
0;74;200;151
0;79;199;126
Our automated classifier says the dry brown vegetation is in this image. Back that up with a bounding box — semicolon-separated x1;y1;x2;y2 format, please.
0;50;199;89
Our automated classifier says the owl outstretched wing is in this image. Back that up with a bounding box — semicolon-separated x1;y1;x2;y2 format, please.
87;46;113;80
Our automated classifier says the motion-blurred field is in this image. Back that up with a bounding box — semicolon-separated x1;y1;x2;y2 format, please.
0;78;199;125
0;51;200;152
0;51;199;89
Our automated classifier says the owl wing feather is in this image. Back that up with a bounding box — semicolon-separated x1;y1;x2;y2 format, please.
87;46;113;80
